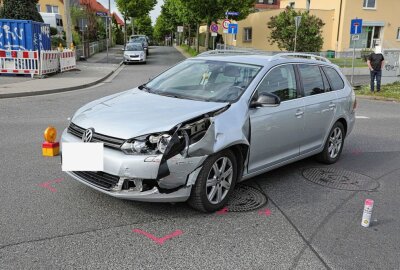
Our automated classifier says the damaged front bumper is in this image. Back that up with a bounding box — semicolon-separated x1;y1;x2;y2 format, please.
61;129;207;202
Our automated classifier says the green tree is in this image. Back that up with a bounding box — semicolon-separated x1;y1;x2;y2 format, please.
268;8;325;52
134;15;153;38
181;0;255;50
116;0;157;43
0;0;43;22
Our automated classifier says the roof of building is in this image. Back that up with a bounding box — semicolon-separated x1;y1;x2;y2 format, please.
79;0;108;13
112;12;124;26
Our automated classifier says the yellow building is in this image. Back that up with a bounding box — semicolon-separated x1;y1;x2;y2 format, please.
228;0;400;52
37;0;66;30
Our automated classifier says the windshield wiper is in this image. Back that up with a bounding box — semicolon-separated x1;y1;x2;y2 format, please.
138;84;153;93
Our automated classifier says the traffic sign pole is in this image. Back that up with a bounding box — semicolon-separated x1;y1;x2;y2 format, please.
350;18;363;85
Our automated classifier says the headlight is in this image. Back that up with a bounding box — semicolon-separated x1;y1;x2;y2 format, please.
140;52;144;58
121;133;171;155
157;134;171;153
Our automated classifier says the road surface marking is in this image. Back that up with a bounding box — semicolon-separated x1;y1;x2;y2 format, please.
38;178;64;193
258;208;271;216
132;229;183;245
356;116;370;119
216;207;229;215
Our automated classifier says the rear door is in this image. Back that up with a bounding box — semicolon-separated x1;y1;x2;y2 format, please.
297;64;337;155
248;64;305;173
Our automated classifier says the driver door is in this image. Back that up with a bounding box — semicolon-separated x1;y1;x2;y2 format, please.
248;64;305;173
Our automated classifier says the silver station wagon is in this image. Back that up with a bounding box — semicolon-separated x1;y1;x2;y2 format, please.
61;52;356;212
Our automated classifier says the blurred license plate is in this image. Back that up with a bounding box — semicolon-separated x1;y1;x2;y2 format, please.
62;143;104;171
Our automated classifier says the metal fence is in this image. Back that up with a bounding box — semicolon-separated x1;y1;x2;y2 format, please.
75;39;108;59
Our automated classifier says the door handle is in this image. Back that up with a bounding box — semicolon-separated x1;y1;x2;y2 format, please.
329;103;336;109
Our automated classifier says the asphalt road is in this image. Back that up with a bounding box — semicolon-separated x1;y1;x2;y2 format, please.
1;46;399;269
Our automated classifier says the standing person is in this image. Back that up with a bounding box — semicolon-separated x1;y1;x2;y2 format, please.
367;46;385;93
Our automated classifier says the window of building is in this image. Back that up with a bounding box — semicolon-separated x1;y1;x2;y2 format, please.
243;28;252;42
36;4;40;12
363;0;376;8
397;28;400;40
46;5;59;13
257;0;277;4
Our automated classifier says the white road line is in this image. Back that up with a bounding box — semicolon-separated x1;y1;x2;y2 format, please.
356;116;370;119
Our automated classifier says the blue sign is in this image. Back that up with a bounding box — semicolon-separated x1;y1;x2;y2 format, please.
350;19;363;35
226;11;240;16
228;24;238;34
96;11;108;17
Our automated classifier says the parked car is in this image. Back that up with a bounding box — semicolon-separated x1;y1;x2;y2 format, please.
61;52;356;212
129;35;149;56
123;43;146;64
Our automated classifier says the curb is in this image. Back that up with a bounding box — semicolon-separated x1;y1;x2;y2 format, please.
173;45;190;59
0;61;124;99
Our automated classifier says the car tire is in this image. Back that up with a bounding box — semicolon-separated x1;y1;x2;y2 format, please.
317;121;345;164
188;149;237;212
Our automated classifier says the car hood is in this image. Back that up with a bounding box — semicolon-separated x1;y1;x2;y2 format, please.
124;50;143;55
71;89;228;139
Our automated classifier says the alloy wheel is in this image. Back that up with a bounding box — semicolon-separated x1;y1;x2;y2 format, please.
328;127;343;159
206;157;233;204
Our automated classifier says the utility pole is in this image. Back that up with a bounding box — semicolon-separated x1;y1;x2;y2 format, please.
108;0;112;47
64;0;73;47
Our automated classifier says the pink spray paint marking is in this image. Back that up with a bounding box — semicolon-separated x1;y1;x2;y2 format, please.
132;229;183;245
258;208;271;216
216;207;229;215
38;178;64;193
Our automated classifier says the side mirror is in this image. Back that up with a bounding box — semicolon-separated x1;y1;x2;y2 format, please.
250;93;281;108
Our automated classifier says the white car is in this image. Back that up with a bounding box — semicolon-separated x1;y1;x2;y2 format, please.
123;43;146;64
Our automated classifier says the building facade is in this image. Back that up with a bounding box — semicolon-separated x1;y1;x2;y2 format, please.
228;0;400;52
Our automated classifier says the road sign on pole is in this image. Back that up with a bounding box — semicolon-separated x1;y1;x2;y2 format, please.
228;24;238;35
96;11;108;17
210;23;219;33
222;19;231;29
350;18;363;85
350;19;363;35
225;11;240;16
177;26;184;33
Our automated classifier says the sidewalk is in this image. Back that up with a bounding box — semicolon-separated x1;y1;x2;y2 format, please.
0;47;123;99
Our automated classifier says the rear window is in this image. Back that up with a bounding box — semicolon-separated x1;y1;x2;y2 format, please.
322;67;345;90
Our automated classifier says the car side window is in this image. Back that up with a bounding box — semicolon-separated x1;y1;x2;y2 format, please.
322;67;345;90
298;64;325;96
256;65;297;102
320;67;331;92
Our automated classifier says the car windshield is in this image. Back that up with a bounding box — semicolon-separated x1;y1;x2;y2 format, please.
145;59;262;102
126;44;142;51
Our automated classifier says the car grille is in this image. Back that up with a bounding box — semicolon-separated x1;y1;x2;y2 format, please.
67;122;126;149
72;171;120;190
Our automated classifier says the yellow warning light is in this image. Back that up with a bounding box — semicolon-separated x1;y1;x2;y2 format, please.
44;126;57;143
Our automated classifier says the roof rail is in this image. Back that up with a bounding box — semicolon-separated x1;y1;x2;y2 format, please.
198;49;263;57
270;53;331;63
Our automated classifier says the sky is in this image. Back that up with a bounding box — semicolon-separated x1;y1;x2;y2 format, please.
97;0;164;25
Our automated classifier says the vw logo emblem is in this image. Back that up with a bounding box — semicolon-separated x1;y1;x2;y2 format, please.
82;128;94;142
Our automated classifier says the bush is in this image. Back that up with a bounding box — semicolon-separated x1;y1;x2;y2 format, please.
51;37;66;49
50;27;58;36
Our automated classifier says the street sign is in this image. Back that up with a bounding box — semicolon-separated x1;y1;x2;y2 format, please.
350;19;363;34
210;23;219;33
177;26;184;32
225;11;240;16
352;35;360;41
228;24;238;35
211;32;218;37
295;16;302;28
222;19;231;29
96;11;108;17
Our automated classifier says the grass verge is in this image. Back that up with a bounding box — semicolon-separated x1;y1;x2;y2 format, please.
330;58;366;68
180;44;199;57
355;81;400;101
